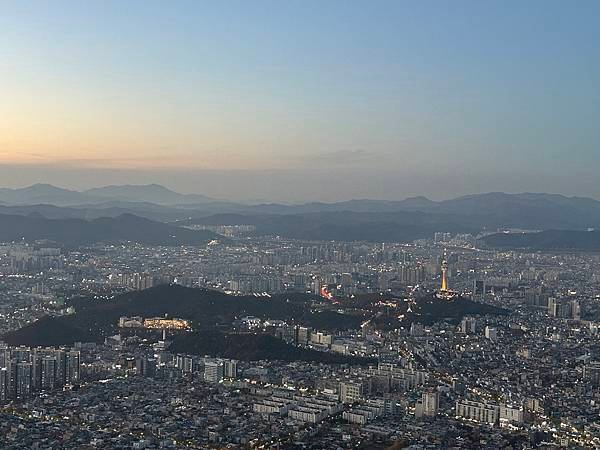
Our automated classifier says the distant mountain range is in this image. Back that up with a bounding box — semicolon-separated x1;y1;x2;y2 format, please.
0;183;215;207
182;192;600;242
84;184;214;205
240;192;600;228
188;210;484;242
1;184;600;242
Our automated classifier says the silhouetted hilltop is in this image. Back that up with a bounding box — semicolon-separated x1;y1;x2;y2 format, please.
0;213;219;246
3;285;373;364
0;184;92;206
3;285;508;350
2;316;94;347
482;230;600;251
371;293;507;330
84;184;215;205
2;285;348;346
414;293;507;324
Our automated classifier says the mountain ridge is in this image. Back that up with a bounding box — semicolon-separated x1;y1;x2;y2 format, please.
2;183;599;210
84;183;215;205
1;185;600;240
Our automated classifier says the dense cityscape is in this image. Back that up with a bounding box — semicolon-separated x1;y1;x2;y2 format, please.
1;227;599;449
3;2;600;448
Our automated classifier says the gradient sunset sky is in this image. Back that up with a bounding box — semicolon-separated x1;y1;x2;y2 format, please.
1;0;599;202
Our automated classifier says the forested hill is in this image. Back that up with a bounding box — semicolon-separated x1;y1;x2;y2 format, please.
0;213;219;246
482;230;600;251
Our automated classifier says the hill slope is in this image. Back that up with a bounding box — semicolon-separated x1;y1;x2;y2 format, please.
3;285;507;348
169;331;373;364
0;213;219;246
481;230;600;251
187;210;484;242
2;285;371;363
371;293;508;330
2;285;335;346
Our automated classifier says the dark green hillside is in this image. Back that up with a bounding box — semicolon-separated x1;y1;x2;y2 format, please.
371;293;507;330
3;285;328;346
3;286;508;352
2;316;94;347
169;331;374;365
482;230;600;251
0;213;219;246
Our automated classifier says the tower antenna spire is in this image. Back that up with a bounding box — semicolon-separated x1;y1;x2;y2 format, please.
437;249;456;300
441;251;448;292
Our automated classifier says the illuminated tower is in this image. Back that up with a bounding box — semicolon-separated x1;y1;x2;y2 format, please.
437;252;456;300
441;255;448;292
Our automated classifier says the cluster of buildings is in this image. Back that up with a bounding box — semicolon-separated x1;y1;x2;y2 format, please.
254;393;344;423
0;232;599;447
1;245;62;274
0;344;80;402
109;273;176;290
118;316;192;331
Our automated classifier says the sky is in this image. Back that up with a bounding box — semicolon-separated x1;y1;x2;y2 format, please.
0;0;599;202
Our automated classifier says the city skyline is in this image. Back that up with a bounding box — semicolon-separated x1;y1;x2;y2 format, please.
2;3;600;448
1;1;599;201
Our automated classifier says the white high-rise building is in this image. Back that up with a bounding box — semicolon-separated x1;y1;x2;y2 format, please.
456;400;499;425
460;317;477;334
485;326;498;341
224;359;238;379
422;391;439;417
204;359;224;383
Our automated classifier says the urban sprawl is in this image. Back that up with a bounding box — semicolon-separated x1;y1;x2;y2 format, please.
1;230;600;449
